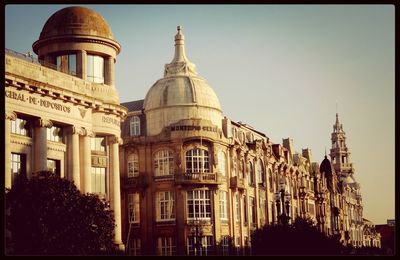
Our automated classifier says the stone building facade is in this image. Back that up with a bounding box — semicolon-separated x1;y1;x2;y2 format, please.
5;6;127;248
119;27;374;255
5;6;380;255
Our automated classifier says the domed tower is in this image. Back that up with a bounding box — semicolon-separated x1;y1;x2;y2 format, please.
143;26;223;136
32;6;121;86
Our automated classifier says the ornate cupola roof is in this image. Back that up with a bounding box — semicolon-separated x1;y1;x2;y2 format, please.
164;26;197;77
143;26;223;136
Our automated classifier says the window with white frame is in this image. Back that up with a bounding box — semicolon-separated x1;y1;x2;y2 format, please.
219;191;228;220
187;236;214;256
130;116;141;136
186;148;209;173
56;53;76;75
87;54;104;83
91;137;106;152
11;117;29;136
218;151;226;176
47;125;63;142
128;193;140;223
91;167;106;194
129;238;141;256
156;191;175;221
154;150;174;176
11;153;26;185
157;237;176;256
220;236;230;256
187;190;212;219
127;153;139;177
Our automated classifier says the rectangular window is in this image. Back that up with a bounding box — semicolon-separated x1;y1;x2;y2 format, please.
128;193;140;223
129;238;141;256
87;54;104;83
157;237;176;256
235;193;240;222
219;191;228;220
47;125;63;142
187;236;214;256
11;153;26;185
249;197;256;225
187;190;211;220
11;117;29;136
309;202;315;215
91;167;106;194
91;137;106;152
47;158;60;176
156;191;175;221
127;154;139;177
220;236;230;256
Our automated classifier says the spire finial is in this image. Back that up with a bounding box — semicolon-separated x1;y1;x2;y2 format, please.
325;146;327;158
172;25;187;63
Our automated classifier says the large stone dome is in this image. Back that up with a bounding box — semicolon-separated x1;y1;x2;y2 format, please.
33;6;120;55
39;6;114;40
144;26;223;136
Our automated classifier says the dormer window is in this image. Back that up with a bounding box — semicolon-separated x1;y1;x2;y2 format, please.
130;116;141;136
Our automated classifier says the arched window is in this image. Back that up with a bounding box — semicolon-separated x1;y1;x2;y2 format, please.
185;148;209;173
256;159;265;185
247;162;254;185
239;159;245;179
130;116;141;136
154;150;174;176
232;156;237;177
218;151;226;176
127;153;139;177
268;169;273;191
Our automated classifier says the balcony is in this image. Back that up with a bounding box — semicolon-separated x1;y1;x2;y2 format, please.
175;172;221;185
230;176;246;190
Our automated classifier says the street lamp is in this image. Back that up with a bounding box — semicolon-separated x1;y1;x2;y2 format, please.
275;181;291;225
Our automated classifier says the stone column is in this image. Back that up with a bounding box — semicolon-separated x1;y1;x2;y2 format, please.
33;118;52;173
104;56;115;86
67;126;84;190
80;128;93;194
109;135;124;249
77;50;87;80
5;111;17;189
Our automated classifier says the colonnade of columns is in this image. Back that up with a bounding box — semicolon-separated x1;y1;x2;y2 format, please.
4;112;123;247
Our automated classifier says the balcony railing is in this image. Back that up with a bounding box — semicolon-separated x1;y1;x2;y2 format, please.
175;172;220;185
230;176;246;190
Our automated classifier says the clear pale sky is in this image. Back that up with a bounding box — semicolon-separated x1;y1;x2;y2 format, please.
5;4;394;225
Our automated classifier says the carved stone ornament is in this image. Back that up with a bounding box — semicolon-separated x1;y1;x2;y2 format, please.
5;111;17;121
84;128;95;137
108;135;123;145
35;118;53;128
69;126;85;135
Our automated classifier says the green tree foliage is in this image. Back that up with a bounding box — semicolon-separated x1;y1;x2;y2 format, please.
251;218;346;255
5;171;117;255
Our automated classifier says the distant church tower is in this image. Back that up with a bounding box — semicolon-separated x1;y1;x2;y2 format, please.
329;113;364;247
329;113;354;178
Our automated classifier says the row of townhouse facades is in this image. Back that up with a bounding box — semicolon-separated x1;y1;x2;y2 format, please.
4;6;381;256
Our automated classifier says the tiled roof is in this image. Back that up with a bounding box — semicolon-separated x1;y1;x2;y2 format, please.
121;99;144;112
